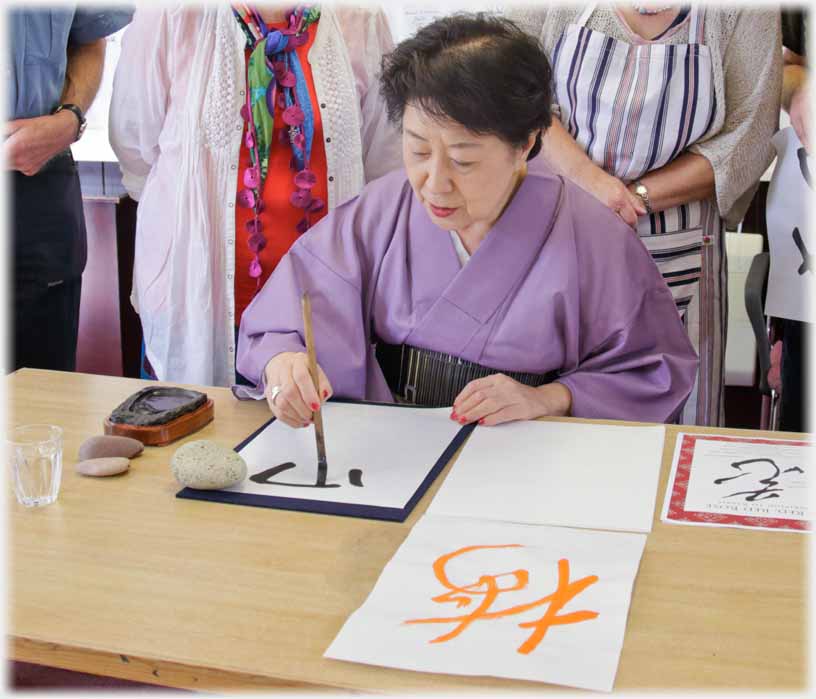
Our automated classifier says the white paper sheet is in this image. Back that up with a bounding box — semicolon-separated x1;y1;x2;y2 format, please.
764;127;814;323
224;403;464;510
661;432;812;532
326;514;647;691
427;421;665;533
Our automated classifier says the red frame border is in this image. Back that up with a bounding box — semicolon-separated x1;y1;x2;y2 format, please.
666;434;810;531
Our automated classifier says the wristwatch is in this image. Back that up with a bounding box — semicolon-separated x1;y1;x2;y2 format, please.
52;103;87;142
633;180;653;214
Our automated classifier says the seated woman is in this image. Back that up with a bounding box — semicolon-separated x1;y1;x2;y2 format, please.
234;14;699;428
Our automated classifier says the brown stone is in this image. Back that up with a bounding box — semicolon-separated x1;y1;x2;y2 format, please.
75;457;130;477
78;435;143;461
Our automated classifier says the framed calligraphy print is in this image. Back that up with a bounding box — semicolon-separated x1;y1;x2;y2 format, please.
661;433;811;532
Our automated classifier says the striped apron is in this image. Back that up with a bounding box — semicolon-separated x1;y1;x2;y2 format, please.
552;3;725;426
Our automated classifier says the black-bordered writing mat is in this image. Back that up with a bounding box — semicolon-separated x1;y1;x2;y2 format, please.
176;399;475;522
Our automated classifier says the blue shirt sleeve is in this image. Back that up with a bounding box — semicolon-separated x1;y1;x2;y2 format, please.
8;7;133;120
69;7;134;45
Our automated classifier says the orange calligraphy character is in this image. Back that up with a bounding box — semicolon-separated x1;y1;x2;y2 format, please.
404;545;599;655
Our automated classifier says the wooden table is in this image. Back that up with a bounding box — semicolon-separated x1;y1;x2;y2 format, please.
7;369;808;692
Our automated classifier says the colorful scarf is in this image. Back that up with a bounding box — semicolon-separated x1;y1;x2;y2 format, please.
232;5;324;282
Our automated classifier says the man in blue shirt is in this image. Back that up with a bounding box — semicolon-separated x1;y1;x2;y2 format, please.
5;6;132;373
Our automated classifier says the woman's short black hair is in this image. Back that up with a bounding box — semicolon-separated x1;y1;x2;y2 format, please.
379;13;553;160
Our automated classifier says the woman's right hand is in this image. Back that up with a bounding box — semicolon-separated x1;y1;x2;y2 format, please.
262;352;334;428
577;163;647;228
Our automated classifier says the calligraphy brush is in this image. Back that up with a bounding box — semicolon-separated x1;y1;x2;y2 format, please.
301;292;328;487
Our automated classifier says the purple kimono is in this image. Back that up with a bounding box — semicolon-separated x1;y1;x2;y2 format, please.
235;168;698;423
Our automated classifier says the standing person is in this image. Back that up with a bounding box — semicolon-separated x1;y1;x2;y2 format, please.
109;4;402;388
5;6;133;373
513;3;782;425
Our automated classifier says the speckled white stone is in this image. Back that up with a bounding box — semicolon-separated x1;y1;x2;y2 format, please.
75;457;130;477
171;440;247;490
79;435;144;461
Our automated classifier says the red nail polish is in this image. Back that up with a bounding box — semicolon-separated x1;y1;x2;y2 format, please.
478;418;485;425
311;402;319;411
451;411;458;419
459;417;467;424
323;390;328;398
303;423;310;428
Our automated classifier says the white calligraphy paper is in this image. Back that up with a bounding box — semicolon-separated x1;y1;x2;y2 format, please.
427;421;665;533
222;403;464;513
325;514;647;691
764;127;814;323
661;433;812;532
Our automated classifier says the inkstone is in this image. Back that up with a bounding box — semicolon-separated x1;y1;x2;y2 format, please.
171;440;248;490
79;435;144;461
76;457;130;477
108;387;207;427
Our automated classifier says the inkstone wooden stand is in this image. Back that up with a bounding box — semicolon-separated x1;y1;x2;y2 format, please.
104;387;214;446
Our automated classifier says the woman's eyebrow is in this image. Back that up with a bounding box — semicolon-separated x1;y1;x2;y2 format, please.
404;129;427;141
405;129;482;150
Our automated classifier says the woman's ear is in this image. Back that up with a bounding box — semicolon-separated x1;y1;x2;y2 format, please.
524;130;543;162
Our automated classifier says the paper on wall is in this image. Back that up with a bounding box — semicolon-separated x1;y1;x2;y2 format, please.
764;127;814;323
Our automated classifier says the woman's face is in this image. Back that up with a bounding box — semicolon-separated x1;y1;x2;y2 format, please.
402;104;533;236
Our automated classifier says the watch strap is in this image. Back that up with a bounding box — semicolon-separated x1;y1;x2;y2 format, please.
52;103;86;142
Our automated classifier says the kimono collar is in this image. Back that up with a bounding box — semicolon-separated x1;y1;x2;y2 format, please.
439;171;565;325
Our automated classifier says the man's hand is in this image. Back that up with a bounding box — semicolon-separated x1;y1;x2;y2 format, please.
4;111;78;176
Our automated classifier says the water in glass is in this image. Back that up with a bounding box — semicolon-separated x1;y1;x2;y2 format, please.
9;424;63;507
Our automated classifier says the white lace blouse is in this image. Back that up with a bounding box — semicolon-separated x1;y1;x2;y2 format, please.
109;4;402;387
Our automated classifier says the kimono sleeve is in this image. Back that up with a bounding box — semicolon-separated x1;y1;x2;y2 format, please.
234;194;392;402
556;199;699;423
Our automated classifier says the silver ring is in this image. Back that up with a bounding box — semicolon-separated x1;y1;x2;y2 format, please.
269;385;282;404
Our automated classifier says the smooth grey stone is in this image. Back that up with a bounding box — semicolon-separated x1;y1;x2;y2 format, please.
171;440;247;490
108;387;207;427
75;457;130;477
79;435;144;461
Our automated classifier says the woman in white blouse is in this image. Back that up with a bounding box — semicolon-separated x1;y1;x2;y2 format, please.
110;4;401;387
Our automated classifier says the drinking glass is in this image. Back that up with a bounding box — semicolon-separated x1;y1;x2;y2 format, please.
8;424;63;507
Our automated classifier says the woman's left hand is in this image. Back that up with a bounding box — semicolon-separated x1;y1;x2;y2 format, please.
451;375;573;426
